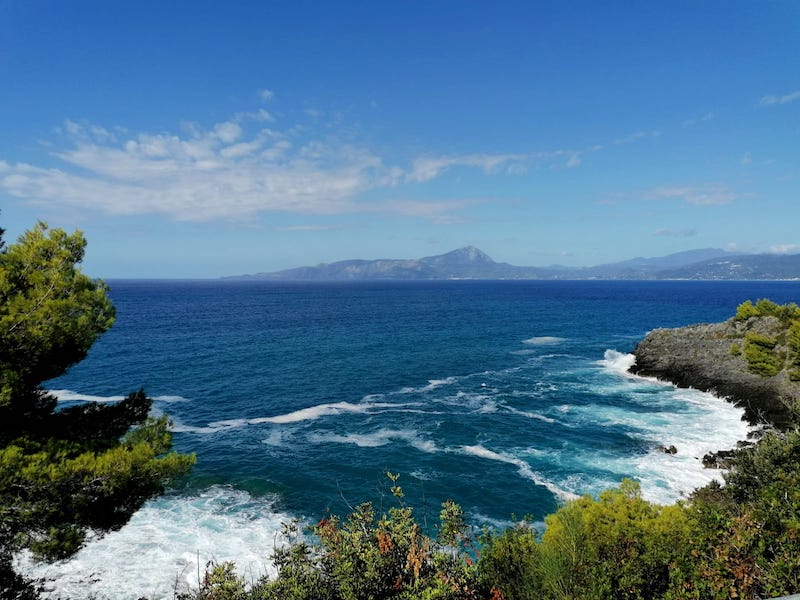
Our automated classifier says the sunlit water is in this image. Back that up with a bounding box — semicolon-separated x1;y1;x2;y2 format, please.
18;280;800;598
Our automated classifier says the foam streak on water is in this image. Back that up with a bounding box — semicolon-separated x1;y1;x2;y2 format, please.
459;445;579;502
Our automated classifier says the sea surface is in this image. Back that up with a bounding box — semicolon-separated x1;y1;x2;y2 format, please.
19;279;800;598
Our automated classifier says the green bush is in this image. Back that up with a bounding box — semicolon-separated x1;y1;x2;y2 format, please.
247;474;482;600
735;299;800;324
743;332;782;376
478;522;542;599
735;300;760;321
540;480;691;600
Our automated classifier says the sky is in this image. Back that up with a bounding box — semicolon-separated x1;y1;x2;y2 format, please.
0;1;798;278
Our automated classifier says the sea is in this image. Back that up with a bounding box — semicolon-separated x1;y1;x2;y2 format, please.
17;279;800;599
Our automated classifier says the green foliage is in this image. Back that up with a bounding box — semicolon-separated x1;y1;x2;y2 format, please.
0;222;115;408
177;561;248;600
478;522;542;600
537;480;692;600
743;331;782;376
734;300;760;321
0;398;194;560
731;298;800;378
0;222;194;594
677;431;800;599
735;298;800;324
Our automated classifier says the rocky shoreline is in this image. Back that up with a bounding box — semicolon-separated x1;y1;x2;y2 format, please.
629;314;800;470
630;316;799;431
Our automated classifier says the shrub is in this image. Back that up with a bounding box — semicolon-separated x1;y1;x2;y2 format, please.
743;332;782;376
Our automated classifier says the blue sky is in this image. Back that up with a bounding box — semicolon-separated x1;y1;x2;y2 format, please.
1;1;798;278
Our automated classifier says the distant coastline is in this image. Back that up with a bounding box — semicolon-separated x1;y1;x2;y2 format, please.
224;246;800;282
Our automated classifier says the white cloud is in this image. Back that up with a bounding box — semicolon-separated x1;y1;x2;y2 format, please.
768;244;800;254
1;120;385;221
235;108;274;123
405;147;589;183
1;105;666;224
612;130;661;144
681;113;714;128
650;185;736;206
406;153;529;183
652;228;697;237
213;121;243;144
259;89;275;101
759;89;800;106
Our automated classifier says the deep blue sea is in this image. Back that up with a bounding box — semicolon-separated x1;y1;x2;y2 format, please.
21;280;800;598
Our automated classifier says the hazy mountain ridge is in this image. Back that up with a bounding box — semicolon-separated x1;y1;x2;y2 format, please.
226;246;800;281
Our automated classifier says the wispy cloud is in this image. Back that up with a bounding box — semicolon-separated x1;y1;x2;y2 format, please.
0;100;664;224
402;130;650;183
650;185;736;206
612;130;661;144
652;227;697;237
0;120;384;221
759;89;800;106
259;89;275;102
681;113;714;128
406;153;532;183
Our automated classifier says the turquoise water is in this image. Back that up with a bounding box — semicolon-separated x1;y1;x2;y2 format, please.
23;280;800;598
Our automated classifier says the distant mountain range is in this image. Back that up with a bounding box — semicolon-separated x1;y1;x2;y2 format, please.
225;246;800;281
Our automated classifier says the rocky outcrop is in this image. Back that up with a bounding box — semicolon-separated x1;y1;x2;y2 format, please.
630;316;800;429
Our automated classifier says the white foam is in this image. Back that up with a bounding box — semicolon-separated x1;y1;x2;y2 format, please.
523;336;567;346
49;389;127;403
575;362;756;504
50;390;190;404
420;377;459;392
175;400;418;434
597;350;637;375
505;406;557;424
459;445;578;502
17;486;294;600
154;395;190;403
308;429;439;453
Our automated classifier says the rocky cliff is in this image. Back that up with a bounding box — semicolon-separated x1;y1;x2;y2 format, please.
630;316;800;429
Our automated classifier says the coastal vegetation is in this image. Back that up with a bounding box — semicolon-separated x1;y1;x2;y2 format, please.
0;222;194;598
734;299;800;379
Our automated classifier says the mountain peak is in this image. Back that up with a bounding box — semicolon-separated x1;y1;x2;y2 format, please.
436;246;495;264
